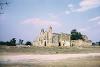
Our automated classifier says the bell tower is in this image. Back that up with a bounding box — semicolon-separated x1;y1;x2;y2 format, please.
48;26;52;45
48;26;52;33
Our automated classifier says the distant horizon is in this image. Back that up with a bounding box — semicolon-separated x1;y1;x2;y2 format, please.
0;0;100;42
0;26;99;43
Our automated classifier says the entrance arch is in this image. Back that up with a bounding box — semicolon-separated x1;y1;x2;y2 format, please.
59;42;61;46
44;41;46;46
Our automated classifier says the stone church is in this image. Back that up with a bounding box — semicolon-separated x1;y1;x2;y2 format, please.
33;26;92;47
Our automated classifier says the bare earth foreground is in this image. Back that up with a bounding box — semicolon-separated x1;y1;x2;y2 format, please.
0;46;100;67
0;53;100;67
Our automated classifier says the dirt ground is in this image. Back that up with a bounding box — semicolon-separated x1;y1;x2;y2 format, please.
0;53;100;63
0;46;100;67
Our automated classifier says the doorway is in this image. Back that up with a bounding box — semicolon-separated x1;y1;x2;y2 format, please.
59;42;61;46
44;41;46;46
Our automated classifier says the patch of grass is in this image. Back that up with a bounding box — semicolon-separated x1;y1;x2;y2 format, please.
0;46;100;55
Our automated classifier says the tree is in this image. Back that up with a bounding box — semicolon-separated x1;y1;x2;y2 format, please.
99;41;100;46
71;29;77;34
0;41;6;45
0;41;12;46
71;29;83;40
19;39;23;45
25;41;32;46
9;38;16;46
6;41;10;46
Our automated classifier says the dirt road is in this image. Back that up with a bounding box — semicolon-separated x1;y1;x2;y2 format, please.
0;53;100;64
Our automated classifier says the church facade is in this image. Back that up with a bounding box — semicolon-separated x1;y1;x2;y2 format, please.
33;26;92;47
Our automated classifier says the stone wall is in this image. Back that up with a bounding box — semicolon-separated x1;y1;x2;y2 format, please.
33;26;92;47
71;40;92;47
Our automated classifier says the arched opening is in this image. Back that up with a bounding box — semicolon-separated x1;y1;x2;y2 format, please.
63;43;64;46
59;42;61;46
44;41;46;46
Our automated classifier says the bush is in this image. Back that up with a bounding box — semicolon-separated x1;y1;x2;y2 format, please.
25;41;32;46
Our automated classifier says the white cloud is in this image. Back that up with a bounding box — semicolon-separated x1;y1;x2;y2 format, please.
88;16;100;25
76;0;100;12
65;4;74;15
68;4;74;8
21;18;61;26
89;16;100;22
65;0;100;14
97;22;100;24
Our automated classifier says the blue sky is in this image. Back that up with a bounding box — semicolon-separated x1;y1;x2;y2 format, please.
0;0;100;42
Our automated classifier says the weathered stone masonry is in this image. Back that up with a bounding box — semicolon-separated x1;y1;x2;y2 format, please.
33;26;92;47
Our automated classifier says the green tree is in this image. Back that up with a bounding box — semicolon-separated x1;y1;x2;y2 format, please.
9;38;16;46
0;41;6;45
98;41;100;46
19;39;23;45
71;29;83;40
6;41;10;46
25;41;32;46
